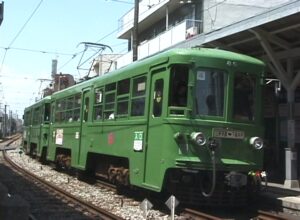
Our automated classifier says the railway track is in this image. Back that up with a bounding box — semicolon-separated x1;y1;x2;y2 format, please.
2;136;298;220
256;210;299;220
0;134;22;145
1;137;124;220
182;208;222;219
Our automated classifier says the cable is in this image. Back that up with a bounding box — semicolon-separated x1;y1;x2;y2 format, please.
105;0;134;5
0;46;75;56
0;0;44;74
96;29;119;43
58;50;85;71
8;0;43;48
0;48;8;74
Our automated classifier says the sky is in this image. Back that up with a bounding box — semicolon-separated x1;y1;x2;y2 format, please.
0;0;132;118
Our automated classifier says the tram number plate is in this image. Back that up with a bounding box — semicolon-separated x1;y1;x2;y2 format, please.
213;128;244;139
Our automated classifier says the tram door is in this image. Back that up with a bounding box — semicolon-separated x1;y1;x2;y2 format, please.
77;88;91;165
145;69;167;188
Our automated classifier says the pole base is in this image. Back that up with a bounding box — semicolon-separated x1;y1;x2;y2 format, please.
284;179;300;188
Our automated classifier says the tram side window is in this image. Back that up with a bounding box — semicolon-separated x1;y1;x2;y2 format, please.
33;107;40;125
25;111;31;126
169;65;188;107
66;96;74;122
117;78;130;117
131;75;146;117
51;103;55;123
84;97;89;122
93;88;103;121
54;95;81;123
104;82;116;119
44;103;50;122
73;94;81;121
55;100;64;122
153;79;164;117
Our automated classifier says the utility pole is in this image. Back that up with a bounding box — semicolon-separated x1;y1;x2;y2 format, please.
4;104;7;137
132;0;139;61
9;110;12;136
0;2;4;26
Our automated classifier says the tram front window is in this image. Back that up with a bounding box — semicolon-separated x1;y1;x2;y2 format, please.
195;69;227;117
233;72;256;121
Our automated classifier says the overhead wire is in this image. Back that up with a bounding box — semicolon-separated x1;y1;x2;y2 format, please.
0;0;44;74
105;0;134;5
8;0;44;48
0;46;75;56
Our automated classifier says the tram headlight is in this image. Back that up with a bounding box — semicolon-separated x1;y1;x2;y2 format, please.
190;132;206;146
249;137;264;150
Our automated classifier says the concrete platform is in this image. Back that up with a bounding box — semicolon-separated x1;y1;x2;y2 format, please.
260;182;300;216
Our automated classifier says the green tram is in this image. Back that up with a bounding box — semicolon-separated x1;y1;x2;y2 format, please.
23;48;265;205
23;96;51;161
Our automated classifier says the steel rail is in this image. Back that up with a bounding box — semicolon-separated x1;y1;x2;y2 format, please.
182;208;222;220
3;150;124;220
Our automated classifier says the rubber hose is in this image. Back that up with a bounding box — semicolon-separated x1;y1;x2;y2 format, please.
201;150;216;197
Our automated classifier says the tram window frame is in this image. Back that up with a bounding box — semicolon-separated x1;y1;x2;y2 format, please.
33;107;41;125
117;78;130;95
55;99;65;123
83;96;89;122
44;103;51;122
73;94;81;122
25;111;31;126
194;68;227;117
169;65;189;107
93;87;104;121
116;78;130;118
104;82;116;120
130;75;147;117
153;79;164;117
233;72;256;121
54;94;81;123
66;96;74;122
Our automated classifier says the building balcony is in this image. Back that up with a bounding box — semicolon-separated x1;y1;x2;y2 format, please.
117;0;172;39
116;19;202;68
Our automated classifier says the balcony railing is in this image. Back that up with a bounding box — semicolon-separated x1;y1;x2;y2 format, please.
117;0;169;37
116;19;202;68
